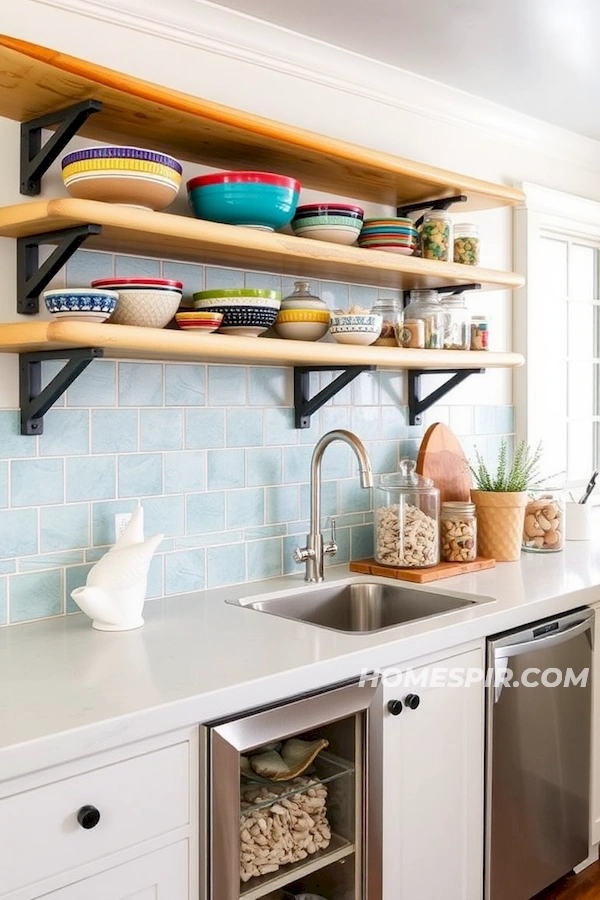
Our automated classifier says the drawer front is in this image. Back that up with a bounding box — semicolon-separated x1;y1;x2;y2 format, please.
38;840;188;900
1;741;189;894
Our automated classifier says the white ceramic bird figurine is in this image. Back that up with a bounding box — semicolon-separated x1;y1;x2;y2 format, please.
71;505;163;631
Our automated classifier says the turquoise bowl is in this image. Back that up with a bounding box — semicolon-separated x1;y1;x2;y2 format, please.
187;172;301;231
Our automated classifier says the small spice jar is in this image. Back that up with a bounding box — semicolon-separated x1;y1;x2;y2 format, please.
370;297;403;346
441;292;470;350
470;315;489;350
419;209;453;262
522;487;564;553
374;461;440;568
453;223;480;265
440;501;477;562
398;289;444;349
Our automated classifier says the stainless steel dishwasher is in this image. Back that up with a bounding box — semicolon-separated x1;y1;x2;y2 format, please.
485;608;594;900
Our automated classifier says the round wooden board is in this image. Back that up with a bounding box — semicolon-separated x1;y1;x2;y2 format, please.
416;423;472;502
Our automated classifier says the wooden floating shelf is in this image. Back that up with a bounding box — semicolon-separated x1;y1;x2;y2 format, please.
0;321;525;368
0;199;524;292
0;34;525;211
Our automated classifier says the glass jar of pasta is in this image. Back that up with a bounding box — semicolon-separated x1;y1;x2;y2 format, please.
419;209;453;262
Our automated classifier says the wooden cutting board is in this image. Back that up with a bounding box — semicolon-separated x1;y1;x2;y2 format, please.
349;556;495;583
416;423;471;502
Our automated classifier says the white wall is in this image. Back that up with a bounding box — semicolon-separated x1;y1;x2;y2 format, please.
1;0;599;410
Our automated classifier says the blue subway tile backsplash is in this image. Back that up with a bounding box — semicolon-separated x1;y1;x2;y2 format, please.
0;249;514;626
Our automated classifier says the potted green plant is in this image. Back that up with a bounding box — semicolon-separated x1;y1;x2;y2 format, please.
470;439;542;561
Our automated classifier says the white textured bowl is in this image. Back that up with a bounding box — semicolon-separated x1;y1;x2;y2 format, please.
108;288;182;327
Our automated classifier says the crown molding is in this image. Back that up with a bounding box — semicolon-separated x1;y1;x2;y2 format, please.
31;0;600;175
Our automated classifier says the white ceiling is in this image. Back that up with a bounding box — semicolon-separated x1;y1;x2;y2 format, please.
205;0;600;141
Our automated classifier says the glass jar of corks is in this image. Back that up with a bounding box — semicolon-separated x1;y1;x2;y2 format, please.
440;501;477;562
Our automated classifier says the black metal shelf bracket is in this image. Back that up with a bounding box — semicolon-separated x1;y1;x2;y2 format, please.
408;368;484;425
396;194;467;227
17;224;103;315
21;99;103;196
20;348;104;435
402;282;481;307
294;365;375;428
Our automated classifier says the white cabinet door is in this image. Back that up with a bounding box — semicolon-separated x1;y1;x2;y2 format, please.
382;647;484;900
591;605;600;845
38;841;188;900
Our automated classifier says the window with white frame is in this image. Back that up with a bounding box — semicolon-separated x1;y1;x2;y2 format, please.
514;183;600;495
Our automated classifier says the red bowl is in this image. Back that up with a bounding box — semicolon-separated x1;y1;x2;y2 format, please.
187;171;301;191
91;277;183;290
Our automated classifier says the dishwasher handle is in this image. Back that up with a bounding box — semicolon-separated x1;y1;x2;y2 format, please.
492;614;593;703
493;615;594;663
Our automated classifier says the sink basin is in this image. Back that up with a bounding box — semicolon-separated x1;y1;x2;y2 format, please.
231;578;494;633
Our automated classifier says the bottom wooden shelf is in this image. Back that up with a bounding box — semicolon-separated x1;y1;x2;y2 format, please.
0;321;525;369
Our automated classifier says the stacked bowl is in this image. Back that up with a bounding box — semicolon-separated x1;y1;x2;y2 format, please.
187;171;300;231
358;217;419;255
175;311;223;333
192;288;281;337
61;146;182;211
290;203;364;245
91;277;183;328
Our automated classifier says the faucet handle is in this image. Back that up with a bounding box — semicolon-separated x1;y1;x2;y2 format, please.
293;545;312;563
324;518;338;558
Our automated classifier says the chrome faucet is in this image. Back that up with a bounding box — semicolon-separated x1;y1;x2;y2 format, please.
293;429;373;583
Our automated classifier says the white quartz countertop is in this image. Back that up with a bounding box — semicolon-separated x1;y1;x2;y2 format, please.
2;533;600;782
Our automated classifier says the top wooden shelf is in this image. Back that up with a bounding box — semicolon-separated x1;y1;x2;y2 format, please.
0;34;525;212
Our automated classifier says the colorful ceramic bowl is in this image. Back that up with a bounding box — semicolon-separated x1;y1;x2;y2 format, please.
329;313;383;345
192;289;281;311
187;171;301;231
291;203;364;245
61;146;182;211
274;307;331;341
42;288;118;322
197;303;278;337
175;311;223;332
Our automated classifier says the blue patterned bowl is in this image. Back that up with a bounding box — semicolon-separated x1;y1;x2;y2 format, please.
43;289;118;322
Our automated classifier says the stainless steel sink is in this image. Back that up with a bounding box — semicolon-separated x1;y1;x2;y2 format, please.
231;578;494;633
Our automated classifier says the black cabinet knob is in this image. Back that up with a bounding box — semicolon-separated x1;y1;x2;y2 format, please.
77;805;101;829
387;699;403;716
405;693;421;710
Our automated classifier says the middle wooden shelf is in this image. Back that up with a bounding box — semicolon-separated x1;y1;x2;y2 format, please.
0;198;524;293
0;319;524;367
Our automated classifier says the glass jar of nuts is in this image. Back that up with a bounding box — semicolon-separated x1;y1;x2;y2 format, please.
419;209;453;262
440;501;477;562
374;460;440;568
522;487;564;552
453;223;480;265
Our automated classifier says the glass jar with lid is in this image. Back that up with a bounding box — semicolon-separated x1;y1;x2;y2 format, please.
370;297;403;346
441;292;470;350
441;501;477;561
374;459;440;567
280;281;328;311
419;209;453;262
522;487;564;552
397;289;444;349
453;223;480;265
